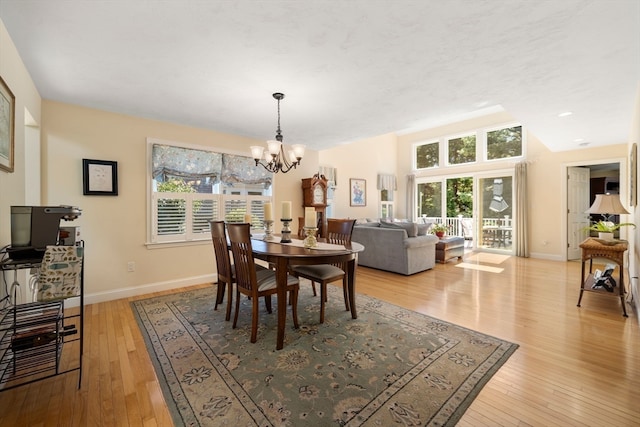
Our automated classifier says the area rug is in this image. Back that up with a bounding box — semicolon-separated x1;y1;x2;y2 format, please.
131;285;518;426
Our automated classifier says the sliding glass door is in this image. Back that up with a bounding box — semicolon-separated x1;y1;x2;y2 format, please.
477;174;514;252
417;173;514;253
417;176;473;242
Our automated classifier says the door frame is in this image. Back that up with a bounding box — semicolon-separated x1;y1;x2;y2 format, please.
562;157;627;261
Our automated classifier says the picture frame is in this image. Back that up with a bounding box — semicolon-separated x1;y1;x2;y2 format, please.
631;143;637;207
350;178;366;206
0;76;15;173
83;159;118;196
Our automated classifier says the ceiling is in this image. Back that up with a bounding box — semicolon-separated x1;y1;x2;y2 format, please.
1;1;638;152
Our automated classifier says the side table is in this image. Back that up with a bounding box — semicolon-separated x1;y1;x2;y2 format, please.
577;238;628;317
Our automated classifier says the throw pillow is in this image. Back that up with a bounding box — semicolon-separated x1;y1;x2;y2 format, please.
417;222;432;236
381;221;418;237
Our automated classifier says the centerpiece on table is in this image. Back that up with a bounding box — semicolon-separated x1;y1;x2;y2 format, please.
431;223;450;239
585;220;635;241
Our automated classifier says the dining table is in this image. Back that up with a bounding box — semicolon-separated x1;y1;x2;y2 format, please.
249;236;364;350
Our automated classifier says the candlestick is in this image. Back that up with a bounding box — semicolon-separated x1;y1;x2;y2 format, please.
244;213;252;224
263;220;275;241
304;207;316;228
280;218;292;243
263;202;273;221
303;226;318;248
282;201;292;220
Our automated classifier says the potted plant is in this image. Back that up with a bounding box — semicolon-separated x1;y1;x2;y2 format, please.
431;223;449;239
585;220;635;241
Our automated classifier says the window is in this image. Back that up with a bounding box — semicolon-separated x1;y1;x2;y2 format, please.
415;141;439;169
377;173;397;219
381;189;394;219
486;125;522;160
417;181;442;218
447;134;476;165
149;141;272;244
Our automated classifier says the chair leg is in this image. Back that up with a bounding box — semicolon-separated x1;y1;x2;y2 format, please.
311;281;317;296
290;288;299;329
225;282;233;321
264;295;272;313
320;283;326;324
250;296;259;343
342;277;350;311
214;280;225;310
232;288;241;329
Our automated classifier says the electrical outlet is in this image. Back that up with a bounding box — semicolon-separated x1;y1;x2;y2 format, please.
127;261;135;272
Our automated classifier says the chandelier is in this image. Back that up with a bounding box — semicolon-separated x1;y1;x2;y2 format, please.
251;92;305;174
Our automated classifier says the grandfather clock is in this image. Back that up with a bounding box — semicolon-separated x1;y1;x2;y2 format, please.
302;173;328;237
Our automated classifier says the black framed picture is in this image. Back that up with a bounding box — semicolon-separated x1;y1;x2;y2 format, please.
83;159;118;196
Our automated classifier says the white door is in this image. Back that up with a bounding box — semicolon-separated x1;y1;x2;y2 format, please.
567;167;590;260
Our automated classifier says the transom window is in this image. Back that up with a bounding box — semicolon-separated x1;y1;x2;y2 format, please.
414;123;523;171
486;125;522;160
447;134;476;165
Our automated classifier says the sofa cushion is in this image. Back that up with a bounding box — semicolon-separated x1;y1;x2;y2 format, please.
417;222;432;236
380;221;418;237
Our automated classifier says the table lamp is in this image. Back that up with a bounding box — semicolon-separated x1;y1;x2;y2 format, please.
585;193;629;222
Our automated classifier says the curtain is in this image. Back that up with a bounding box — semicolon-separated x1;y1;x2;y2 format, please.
406;174;416;222
152;144;222;182
152;143;272;186
377;173;397;191
221;153;273;187
515;161;529;257
319;166;337;188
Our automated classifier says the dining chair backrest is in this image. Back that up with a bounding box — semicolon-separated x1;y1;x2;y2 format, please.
226;223;259;297
325;219;356;245
210;220;233;285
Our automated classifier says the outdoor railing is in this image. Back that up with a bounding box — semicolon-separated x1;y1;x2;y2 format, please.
418;215;512;239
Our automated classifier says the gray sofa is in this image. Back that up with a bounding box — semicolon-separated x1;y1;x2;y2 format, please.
352;222;438;275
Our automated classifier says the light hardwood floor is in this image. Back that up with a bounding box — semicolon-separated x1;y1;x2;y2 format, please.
1;254;638;426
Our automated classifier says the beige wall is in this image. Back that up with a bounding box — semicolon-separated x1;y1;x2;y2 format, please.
319;133;397;220
0;19;42;244
40;100;319;302
629;83;640;319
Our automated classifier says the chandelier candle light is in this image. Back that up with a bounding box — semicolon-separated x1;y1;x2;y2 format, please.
251;93;305;174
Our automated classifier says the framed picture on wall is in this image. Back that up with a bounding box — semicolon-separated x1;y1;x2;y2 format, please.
0;76;15;173
83;159;119;195
350;178;366;206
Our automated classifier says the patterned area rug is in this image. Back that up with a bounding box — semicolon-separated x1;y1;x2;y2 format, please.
131;285;518;426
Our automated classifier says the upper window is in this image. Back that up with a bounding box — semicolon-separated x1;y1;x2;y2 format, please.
447;134;476;165
415;141;439;169
149;141;272;244
486;125;522;160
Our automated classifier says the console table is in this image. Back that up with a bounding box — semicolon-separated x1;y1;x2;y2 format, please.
577;238;628;317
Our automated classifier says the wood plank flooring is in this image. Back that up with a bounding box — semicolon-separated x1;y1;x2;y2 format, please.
0;254;638;426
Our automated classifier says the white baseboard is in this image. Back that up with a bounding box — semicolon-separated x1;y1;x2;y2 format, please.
528;252;564;262
63;274;216;308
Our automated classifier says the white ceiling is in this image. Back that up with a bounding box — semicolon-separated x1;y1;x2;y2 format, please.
1;1;638;152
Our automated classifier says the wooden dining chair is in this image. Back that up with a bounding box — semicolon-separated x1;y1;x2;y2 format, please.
209;220;236;321
227;223;300;343
291;218;356;323
210;220;267;321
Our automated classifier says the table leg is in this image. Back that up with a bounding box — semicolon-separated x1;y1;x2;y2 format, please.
275;258;289;350
346;258;357;319
619;268;628;317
